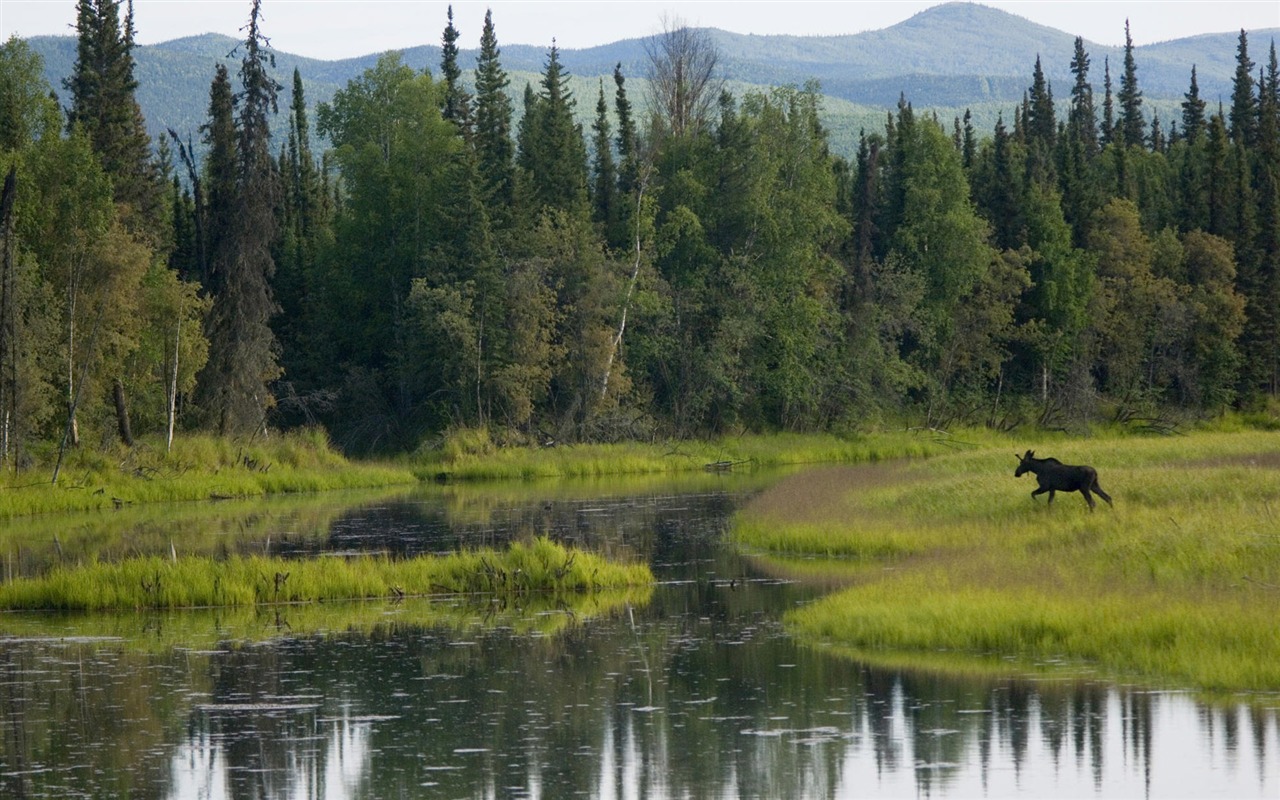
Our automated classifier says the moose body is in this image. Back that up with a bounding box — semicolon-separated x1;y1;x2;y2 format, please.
1014;450;1112;510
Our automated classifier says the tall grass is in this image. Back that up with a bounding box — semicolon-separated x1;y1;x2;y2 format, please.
415;429;983;481
0;430;417;519
0;538;652;611
734;430;1280;692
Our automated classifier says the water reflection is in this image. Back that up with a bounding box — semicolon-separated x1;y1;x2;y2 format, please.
0;480;1277;798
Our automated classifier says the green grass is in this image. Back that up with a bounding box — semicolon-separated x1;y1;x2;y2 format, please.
0;537;653;611
0;429;417;519
733;429;1280;692
413;428;987;481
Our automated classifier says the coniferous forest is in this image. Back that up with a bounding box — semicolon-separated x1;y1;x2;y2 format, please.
1;0;1279;461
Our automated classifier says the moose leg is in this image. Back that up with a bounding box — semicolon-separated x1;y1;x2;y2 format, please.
1031;487;1049;502
1047;489;1056;505
1093;481;1113;507
1081;487;1096;510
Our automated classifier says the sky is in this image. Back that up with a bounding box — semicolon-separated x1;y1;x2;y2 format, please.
1;0;1277;59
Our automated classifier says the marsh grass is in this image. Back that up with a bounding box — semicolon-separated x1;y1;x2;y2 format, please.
415;430;983;481
0;430;417;519
0;538;652;611
735;430;1280;692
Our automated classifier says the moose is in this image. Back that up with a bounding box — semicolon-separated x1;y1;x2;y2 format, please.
1014;450;1113;511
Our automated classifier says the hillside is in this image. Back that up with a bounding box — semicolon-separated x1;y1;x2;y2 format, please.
24;1;1277;159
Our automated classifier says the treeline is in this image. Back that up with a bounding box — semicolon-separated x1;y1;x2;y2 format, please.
0;2;1278;464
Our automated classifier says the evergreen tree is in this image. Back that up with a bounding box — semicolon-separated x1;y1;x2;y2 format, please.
1101;57;1115;146
197;0;282;435
471;10;514;226
64;0;163;236
614;63;640;196
439;5;472;134
1250;41;1280;394
591;80;622;246
1229;29;1257;147
516;43;589;215
1182;65;1207;143
1118;20;1145;147
201;64;236;294
1026;56;1056;184
1068;37;1098;157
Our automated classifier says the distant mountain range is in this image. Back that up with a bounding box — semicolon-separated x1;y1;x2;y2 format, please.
24;2;1279;160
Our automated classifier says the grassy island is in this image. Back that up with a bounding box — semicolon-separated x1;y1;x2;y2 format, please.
0;537;652;611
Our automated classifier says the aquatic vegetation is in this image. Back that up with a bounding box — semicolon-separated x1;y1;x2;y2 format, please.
0;538;653;611
734;430;1280;692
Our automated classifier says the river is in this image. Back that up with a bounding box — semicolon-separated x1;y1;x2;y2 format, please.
0;475;1276;798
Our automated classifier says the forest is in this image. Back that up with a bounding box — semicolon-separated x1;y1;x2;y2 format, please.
0;0;1277;461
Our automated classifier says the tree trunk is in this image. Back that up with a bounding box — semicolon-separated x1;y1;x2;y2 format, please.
167;320;180;452
113;378;133;447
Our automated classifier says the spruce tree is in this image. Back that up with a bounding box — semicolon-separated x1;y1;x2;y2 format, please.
472;10;514;225
1229;29;1257;147
613;63;639;196
64;0;163;234
1182;66;1207;143
1100;57;1116;147
440;6;472;134
1118;20;1145;147
516;43;589;215
197;0;282;435
1068;37;1098;157
201;64;236;295
591;80;621;246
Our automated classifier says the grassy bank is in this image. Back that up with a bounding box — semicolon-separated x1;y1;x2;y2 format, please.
733;430;1280;692
0;429;417;519
0;537;652;611
414;428;984;481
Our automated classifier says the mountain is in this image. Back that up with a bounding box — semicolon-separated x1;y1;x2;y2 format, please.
23;2;1278;159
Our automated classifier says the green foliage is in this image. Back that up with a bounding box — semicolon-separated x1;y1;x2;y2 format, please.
6;9;1280;458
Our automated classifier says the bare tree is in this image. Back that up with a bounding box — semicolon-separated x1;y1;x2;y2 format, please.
644;17;723;138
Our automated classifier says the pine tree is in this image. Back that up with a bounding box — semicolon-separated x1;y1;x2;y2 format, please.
1118;20;1145;147
1230;29;1257;147
472;10;514;226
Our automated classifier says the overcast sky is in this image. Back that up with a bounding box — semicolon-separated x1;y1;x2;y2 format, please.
2;0;1277;59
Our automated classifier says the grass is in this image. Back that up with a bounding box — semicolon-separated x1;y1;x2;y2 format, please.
733;429;1280;693
0;537;653;611
0;429;417;519
413;428;987;481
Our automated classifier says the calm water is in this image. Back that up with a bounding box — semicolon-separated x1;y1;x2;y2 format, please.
0;478;1277;798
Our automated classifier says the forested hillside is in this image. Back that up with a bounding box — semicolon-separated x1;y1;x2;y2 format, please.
1;0;1278;464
